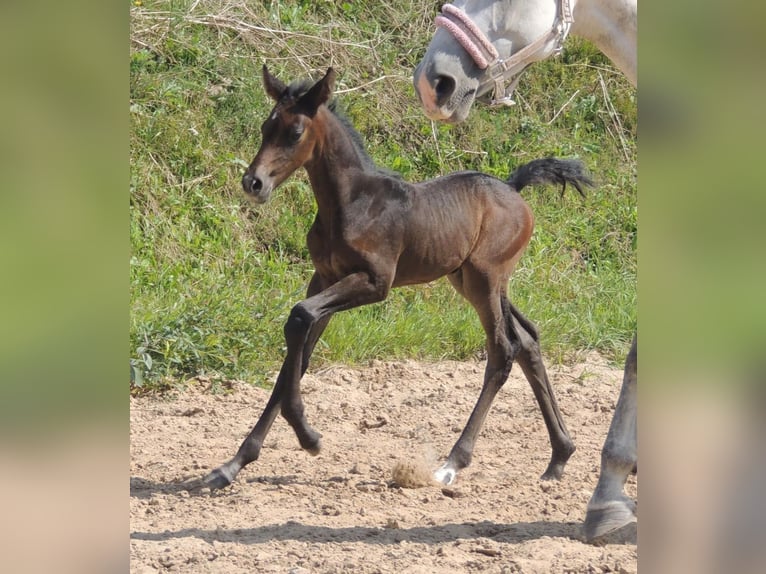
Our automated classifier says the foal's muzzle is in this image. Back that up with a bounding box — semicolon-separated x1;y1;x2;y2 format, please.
241;172;271;203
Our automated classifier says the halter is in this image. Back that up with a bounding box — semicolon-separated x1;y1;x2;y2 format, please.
435;1;574;106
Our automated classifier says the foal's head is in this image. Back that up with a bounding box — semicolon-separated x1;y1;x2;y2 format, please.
242;66;336;203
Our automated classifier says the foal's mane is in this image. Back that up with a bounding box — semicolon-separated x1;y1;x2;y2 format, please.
285;79;400;179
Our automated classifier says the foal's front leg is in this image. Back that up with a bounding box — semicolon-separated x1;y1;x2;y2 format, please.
200;273;328;490
279;271;390;452
202;271;388;490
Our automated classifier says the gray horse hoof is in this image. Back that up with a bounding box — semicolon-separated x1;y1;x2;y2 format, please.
583;499;637;542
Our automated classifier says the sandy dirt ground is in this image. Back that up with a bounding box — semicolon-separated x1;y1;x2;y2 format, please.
130;353;637;573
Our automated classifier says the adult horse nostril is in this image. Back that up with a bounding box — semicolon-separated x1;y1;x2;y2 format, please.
434;74;456;104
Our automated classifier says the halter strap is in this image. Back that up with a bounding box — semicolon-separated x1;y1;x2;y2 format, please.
435;1;575;106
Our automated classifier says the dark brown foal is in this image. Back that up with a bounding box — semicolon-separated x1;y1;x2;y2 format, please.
202;66;591;490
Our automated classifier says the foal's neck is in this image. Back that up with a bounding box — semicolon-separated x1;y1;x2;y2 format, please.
571;0;637;86
304;107;370;216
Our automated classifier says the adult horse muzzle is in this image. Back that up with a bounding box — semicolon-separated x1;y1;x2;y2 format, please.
414;56;479;123
425;1;574;109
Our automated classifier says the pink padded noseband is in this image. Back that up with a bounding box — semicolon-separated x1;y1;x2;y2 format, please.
435;4;498;70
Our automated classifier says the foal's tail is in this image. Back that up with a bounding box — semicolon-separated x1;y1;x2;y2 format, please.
507;158;593;198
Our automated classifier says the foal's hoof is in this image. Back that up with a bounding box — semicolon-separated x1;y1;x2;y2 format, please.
540;463;566;481
201;467;234;491
583;498;637;542
299;432;322;456
433;464;457;486
305;439;322;456
541;444;576;480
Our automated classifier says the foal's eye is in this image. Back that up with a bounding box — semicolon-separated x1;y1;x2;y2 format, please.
288;126;303;145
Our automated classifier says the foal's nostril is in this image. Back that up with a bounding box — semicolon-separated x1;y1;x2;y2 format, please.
241;173;263;195
434;74;456;104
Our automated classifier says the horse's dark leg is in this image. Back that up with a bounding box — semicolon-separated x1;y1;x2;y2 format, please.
262;272;334;453
203;271;388;490
584;335;637;541
435;270;517;485
201;273;331;490
504;299;576;480
300;273;332;376
201;370;287;489
280;270;392;450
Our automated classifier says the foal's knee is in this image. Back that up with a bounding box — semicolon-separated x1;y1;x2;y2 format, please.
284;303;315;347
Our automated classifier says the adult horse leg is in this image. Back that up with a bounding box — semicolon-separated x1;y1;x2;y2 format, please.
434;268;518;485
201;272;333;490
503;299;576;479
584;335;637;541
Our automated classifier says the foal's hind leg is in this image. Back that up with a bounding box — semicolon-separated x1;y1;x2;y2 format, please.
504;299;575;479
434;270;518;485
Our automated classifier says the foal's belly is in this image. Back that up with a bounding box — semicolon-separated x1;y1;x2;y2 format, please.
392;248;465;287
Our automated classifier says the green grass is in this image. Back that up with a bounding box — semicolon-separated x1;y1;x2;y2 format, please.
130;0;636;391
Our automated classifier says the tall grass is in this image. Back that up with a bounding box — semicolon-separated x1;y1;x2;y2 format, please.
130;0;636;391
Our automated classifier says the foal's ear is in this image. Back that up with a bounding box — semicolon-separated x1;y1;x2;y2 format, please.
262;64;287;101
296;68;336;117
